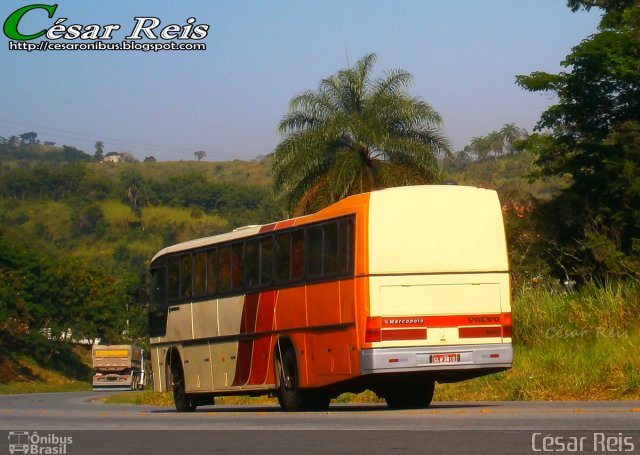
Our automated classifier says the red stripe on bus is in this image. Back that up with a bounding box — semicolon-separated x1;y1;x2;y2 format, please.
248;290;277;385
427;314;504;327
459;326;502;338
275;219;296;229
380;328;427;341
232;293;260;386
381;314;506;328
259;223;277;233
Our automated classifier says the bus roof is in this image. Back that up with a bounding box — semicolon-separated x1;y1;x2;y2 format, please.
151;224;264;263
150;185;499;264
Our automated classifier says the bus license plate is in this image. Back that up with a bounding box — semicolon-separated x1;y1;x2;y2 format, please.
431;353;460;364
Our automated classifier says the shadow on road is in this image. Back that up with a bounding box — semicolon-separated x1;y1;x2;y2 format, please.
147;402;499;414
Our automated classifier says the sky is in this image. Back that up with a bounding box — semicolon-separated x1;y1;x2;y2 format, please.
0;1;601;162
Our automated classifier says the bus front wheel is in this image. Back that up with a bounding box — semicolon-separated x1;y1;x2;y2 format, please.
169;361;196;412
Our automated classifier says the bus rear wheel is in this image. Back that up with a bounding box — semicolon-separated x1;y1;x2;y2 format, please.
276;347;303;411
303;389;331;411
384;378;435;409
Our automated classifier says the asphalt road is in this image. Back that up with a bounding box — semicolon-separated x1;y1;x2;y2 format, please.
1;393;639;454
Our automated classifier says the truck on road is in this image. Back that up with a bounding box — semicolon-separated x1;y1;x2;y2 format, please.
92;345;145;391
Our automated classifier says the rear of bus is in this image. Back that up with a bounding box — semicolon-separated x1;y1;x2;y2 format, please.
360;185;512;406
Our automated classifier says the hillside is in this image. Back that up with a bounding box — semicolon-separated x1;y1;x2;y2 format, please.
0;152;283;384
87;158;272;187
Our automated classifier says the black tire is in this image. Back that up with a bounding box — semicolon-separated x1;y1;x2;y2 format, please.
170;361;196;412
304;389;331;411
276;346;331;411
130;372;137;391
384;378;435;409
276;347;303;411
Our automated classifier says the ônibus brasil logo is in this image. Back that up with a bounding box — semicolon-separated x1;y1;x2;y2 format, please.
8;431;73;455
3;3;209;52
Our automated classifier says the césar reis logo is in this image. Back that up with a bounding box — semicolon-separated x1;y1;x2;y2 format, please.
3;3;209;52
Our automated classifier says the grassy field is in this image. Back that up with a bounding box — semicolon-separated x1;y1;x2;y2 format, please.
0;355;92;395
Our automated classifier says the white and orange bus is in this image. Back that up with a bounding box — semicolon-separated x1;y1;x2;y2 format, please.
148;185;512;411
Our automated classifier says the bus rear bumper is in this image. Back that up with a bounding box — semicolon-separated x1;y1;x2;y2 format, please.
360;343;513;376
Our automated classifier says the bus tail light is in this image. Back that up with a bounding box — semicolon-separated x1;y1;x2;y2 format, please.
381;328;427;341
459;326;502;338
502;312;512;338
365;317;381;343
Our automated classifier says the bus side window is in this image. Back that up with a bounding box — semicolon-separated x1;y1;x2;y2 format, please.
150;267;167;310
307;226;323;278
168;256;180;300
275;233;291;282
193;251;206;296
338;218;355;274
232;242;245;290
323;222;338;276
246;239;259;289
218;246;232;292
260;236;274;285
207;248;218;294
180;254;192;298
291;230;305;280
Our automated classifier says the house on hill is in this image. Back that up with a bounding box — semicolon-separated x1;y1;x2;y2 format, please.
103;153;122;163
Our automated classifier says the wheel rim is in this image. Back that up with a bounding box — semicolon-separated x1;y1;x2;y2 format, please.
282;355;296;391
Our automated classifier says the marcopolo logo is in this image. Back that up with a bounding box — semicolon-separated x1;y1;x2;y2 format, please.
3;3;209;52
8;431;73;454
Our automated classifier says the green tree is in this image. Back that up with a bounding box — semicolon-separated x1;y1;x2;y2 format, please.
469;136;490;160
19;132;38;145
272;53;450;215
94;141;104;161
516;1;640;278
194;150;207;161
486;131;504;158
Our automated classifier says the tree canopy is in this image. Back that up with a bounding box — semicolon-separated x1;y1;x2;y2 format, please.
272;53;451;215
516;0;640;278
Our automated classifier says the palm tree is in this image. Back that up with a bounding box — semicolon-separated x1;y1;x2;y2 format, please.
469;136;490;161
486;131;504;158
499;123;527;155
272;53;451;215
